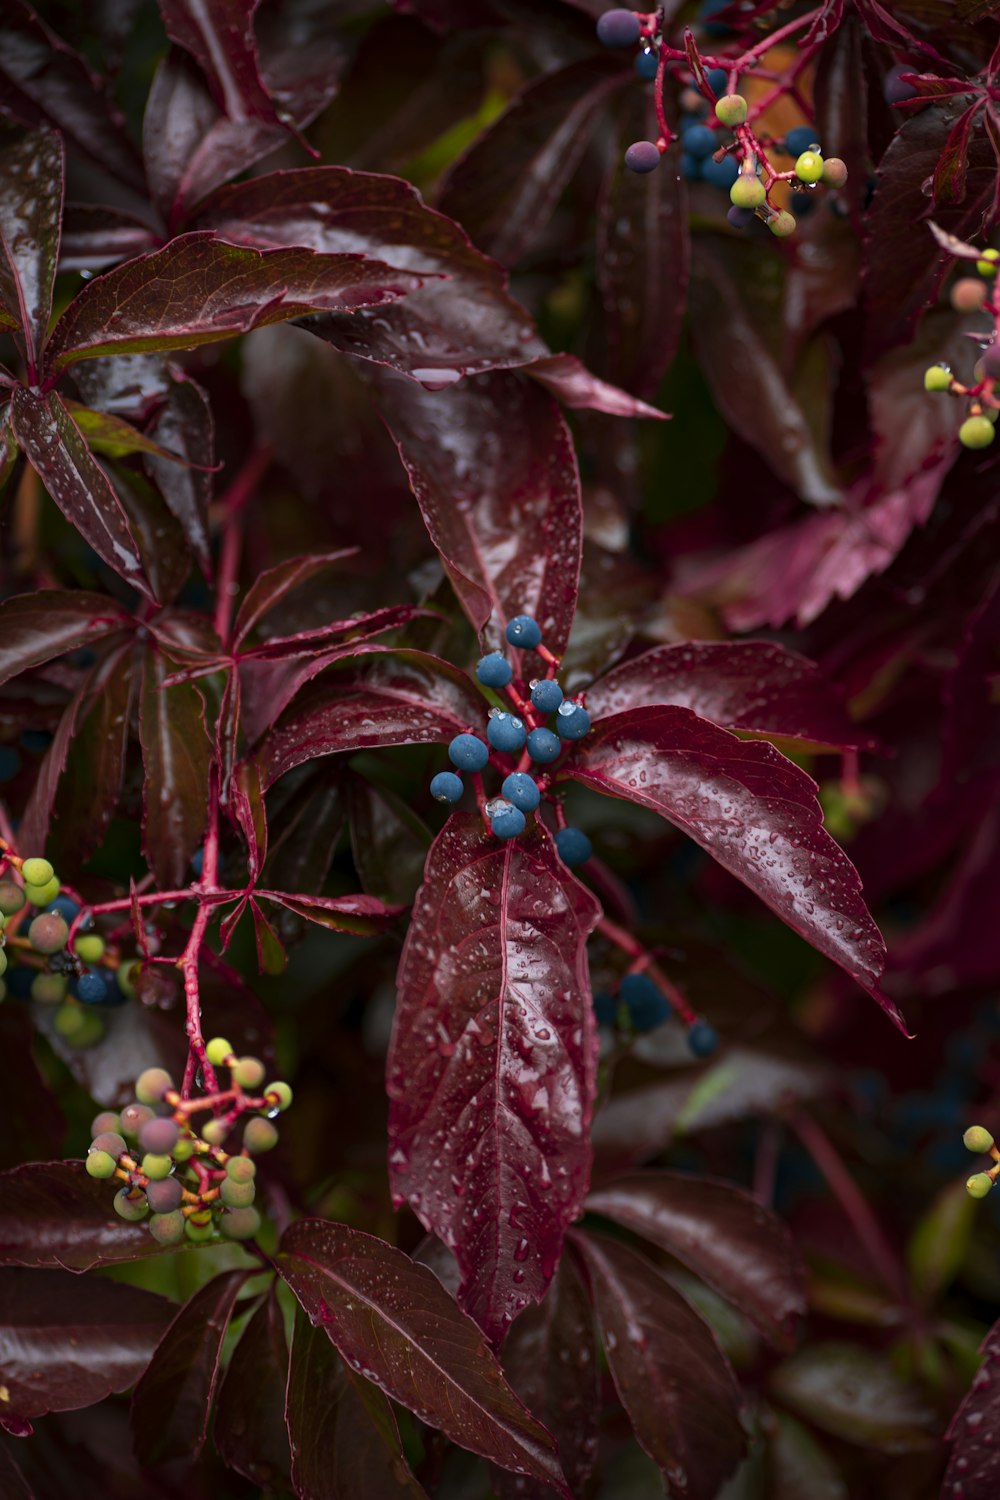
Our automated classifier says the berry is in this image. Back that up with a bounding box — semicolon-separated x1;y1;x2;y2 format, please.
120;1102;155;1137
113;1189;149;1221
116;959;139;998
705;68;727;95
0;882;25;916
530;679;563;713
91;1110;121;1136
959;415;995;449
501;772;541;813
684;124;717;160
135;1066;174;1105
625;141;661;174
54;1003;102;1046
141;1153;173;1180
27;913;68;954
555;701;591;740
139;1116;179;1155
821;157;848;188
794;151;824;185
784;125;819;156
487;712;527;753
967;1173;994;1199
924;364;952;392
681;153;703;182
768;210;796;237
91;1130;127;1158
555;827;592;867
490;801;526;839
596;8;641;47
700;0;732;34
715;94;747;126
172;1133;195;1162
964;1125;995;1154
981;343;1000;379
23;877;60;907
21;857;54;887
635;49;659;81
264;1081;293;1111
727;205;756;229
149;1210;186;1245
244;1117;278;1153
30;972;67;1004
730;176;766;210
205;1036;234;1067
74;933;105;964
448;734;489;772
186;1213;216;1243
527;728;561;764
220;1176;256;1208
883;64;917;105
428;770;466;803
620;972;670;1031
201;1118;229;1146
0;950;7;980
45;894;80;923
76;968;111;1004
85;1149;117;1179
702;154;739;190
146;1177;184;1213
226;1155;257;1183
688;1018;720;1057
233;1055;265;1090
476;652;513;688
594;992;619;1027
505;615;542;649
220;1206;262;1240
977;248;999;278
952;278;988;312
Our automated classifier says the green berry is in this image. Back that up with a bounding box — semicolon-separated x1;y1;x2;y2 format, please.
172;1134;195;1162
149;1210;186;1246
243;1117;278;1154
924;364;952;392
31;972;67;1004
715;93;748;126
135;1066;174;1105
959;414;995;448
233;1055;265;1090
185;1212;215;1243
205;1036;234;1067
225;1155;256;1183
820;156;848;188
116;960;139;998
21;857;54;887
964;1125;995;1154
220;1176;256;1208
220;1206;261;1241
977;248;999;278
113;1189;149;1221
201;1118;230;1147
141;1153;173;1180
23;877;60;906
794;150;824;184
53;1003;86;1040
967;1173;994;1199
264;1082;292;1112
0;977;5;1001
85;1149;117;1179
730;176;766;209
27;913;68;954
768;210;796;237
74;933;105;964
0;949;7;979
0;881;25;916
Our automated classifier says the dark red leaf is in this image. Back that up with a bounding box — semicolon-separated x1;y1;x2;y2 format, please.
138;645;213;888
0;1162;164;1271
379;372;582;659
241;604;431;660
214;1289;291;1489
769;1342;937;1452
932;102;981;207
347;776;431;907
130;1270;252;1468
0;1441;32;1497
156;0;288;134
585;1171;806;1349
0;589;130;687
570;1229;747;1500
262;766;345;895
943;1319;1000;1497
58;204;158;275
143;369;216;577
0;1268;173;1422
566;707;903;1030
0;1009;65;1170
0;130;62;377
45;233;430;374
108;467;193;606
585;641;874;749
231;758;267;883
258;889;404;937
524;353;665;419
234;547;358;646
277;1218;570;1496
813;12;870;229
9;388;152;601
388;813;602;1344
285;1303;428;1500
250;895;287;974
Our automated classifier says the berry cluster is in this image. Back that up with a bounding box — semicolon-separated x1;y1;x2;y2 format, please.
595;7;848;236
924;241;1000;450
83;1041;292;1245
964;1124;999;1200
594;970;718;1056
430;615;594;867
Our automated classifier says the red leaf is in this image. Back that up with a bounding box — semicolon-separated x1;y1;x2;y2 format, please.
214;1289;291;1489
524;353;665;419
250;895;287;974
233;547;359;646
585;1171;806;1349
0;1009;65;1170
231;758;267;882
943;1319;1000;1497
387;813;602;1344
258;890;404;937
566;707;905;1030
45;233;430;373
138;645;212;888
585;641;874;749
58;204;158;275
0;1162;165;1271
276;1218;570;1496
933;100;981;206
156;0;288;134
379;372;582;659
241;604;432;660
0;589;130;687
0;1268;173;1422
130;1270;251;1467
571;1230;747;1500
347;775;432;907
0;130;62;377
143;368;216;577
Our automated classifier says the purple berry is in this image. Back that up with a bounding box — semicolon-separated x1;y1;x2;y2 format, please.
146;1177;184;1213
981;343;1000;379
139;1116;180;1155
727;205;756;229
625;140;661;174
596;8;641;47
884;63;917;104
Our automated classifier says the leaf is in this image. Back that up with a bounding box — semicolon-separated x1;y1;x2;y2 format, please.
9;387;152;601
906;1178;976;1306
584;641;874;749
230;758;267;883
285;1303;428;1500
276;1218;569;1496
0;1268;173;1422
566;707;904;1030
378;371;582;659
143;369;216;577
347;776;432;906
58;203;158;274
214;1289;291;1489
138;646;213;888
0;589;130;687
765;1412;849;1500
570;1229;747;1500
234;547;358;646
933;100;981;207
156;0;288;134
60;399;195;464
258;890;404;938
250;895;287;974
131;1270;251;1468
0;130;62;377
585;1172;806;1349
45;233;430;373
943;1319;1000;1498
769;1343;937;1452
524;353;665;419
262;765;345;895
0;1162;164;1271
0;1009;65;1170
387;813;602;1344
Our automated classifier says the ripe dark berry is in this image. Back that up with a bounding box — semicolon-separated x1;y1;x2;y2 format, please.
702;154;739;191
149;1210;186;1245
981;343;1000;379
21;857;54;887
596;7;641;47
620;972;670;1031
526;728;561;764
476;652;513;688
448;734;489;771
555;827;592;868
883;64;917;105
487;712;527;753
75;968;111;1004
220;1206;262;1240
715;93;747;126
135;1066;174;1105
624;140;661;174
594;992;619;1027
120;1102;155;1137
727;205;756;229
146;1177;184;1213
555;701;591;740
91;1130;127;1158
501;772;541;813
28;913;68;954
784;125;819;156
705;67;727;96
490;801;526;839
530;678;563;713
688;1018;720;1056
505;615;542;649
635;49;658;81
113;1188;149;1221
220;1176;256;1208
681;153;703;182
430;770;463;803
139;1116;179;1155
684;124;716;160
244;1117;278;1153
0;881;25;916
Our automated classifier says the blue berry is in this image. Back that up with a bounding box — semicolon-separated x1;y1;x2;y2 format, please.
501;772;541;813
555;827;592;868
555;701;591;740
784;125;819;156
596;8;641;47
0;747;20;782
476;652;513;688
620;972;670;1031
449;733;489;771
45;894;81;923
487;713;527;754
505;616;542;649
20;729;53;752
688;1018;719;1057
594;992;618;1027
490;802;526;840
702;154;739;190
705;67;727;95
625;140;661;174
727;205;756;229
699;0;733;35
684;124;717;159
430;771;463;803
191;848;204;877
790;191;815;216
75;968;113;1004
530;678;564;714
526;728;561;764
681;153;703;182
635;49;659;81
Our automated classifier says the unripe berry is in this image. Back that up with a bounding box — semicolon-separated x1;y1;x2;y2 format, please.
243;1117;278;1153
596;7;641;47
91;1110;121;1136
149;1210;186;1245
821;156;848;188
91;1131;127;1159
205;1035;234;1067
85;1149;117;1179
0;950;6;979
226;1155;257;1183
116;960;140;998
959;414;995;448
924;365;952;392
141;1153;173;1180
139;1116;179;1155
715;93;748;126
220;1176;256;1208
730;176;766;210
0;881;25;916
74;933;105;964
233;1055;265;1090
23;877;60;907
27;913;68;954
964;1125;995;1154
135;1066;174;1105
220;1206;261;1240
794;150;824;184
114;1189;149;1221
120;1102;155;1137
201;1117;229;1146
768;210;796;237
172;1134;195;1162
185;1213;215;1243
21;857;54;887
967;1173;994;1199
977;248;999;278
146;1177;184;1213
263;1082;293;1112
30;972;67;1004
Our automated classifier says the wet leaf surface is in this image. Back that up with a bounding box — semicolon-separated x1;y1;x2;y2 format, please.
0;1162;165;1271
214;1288;291;1489
770;1342;938;1452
